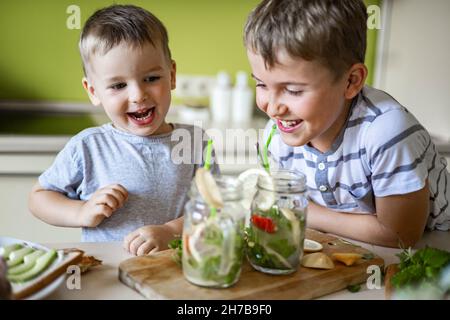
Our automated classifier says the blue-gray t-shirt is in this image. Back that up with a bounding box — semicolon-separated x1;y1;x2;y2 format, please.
39;123;217;242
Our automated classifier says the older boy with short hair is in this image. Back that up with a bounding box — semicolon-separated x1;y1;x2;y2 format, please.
29;5;216;255
245;0;449;247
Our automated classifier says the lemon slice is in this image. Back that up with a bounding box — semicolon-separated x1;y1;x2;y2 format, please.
238;168;270;189
237;168;275;211
304;239;323;252
195;167;223;208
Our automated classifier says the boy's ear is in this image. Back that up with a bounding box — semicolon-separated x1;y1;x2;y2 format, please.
82;77;101;106
344;63;368;100
170;60;177;90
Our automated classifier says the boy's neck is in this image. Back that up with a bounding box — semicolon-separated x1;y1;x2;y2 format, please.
309;98;353;153
153;121;174;135
111;121;174;137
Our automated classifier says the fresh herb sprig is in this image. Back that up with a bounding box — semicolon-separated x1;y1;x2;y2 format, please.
347;284;361;293
391;246;450;289
245;206;300;270
168;238;182;265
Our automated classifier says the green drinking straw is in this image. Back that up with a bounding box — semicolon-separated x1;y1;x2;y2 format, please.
209;207;217;218
204;139;217;218
204;139;213;171
262;124;277;173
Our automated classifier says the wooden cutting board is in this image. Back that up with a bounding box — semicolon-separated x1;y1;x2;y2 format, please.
118;229;384;300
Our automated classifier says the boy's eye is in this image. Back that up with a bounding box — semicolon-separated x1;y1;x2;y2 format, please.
145;76;161;82
286;88;303;96
110;83;126;90
255;83;266;89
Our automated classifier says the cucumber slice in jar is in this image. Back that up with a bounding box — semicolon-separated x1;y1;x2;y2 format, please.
218;219;236;276
280;208;301;246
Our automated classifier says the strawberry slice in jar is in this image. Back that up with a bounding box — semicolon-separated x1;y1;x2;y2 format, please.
251;214;277;233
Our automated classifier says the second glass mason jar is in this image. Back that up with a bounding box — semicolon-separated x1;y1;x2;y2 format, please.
182;175;246;288
246;169;308;275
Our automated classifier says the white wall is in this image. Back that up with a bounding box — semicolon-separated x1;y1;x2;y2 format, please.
379;0;450;140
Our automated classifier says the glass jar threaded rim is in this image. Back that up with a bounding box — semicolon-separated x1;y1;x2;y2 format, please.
257;169;306;193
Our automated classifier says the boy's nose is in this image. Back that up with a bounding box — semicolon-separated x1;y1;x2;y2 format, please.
266;98;288;118
129;85;147;104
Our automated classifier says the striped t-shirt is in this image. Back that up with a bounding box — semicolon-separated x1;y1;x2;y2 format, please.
266;85;449;231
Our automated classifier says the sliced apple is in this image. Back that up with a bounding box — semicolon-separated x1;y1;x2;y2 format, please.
195;167;223;208
304;239;323;253
301;252;335;269
332;253;363;266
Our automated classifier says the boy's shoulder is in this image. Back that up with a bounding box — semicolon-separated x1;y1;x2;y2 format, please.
173;122;200;132
65;124;111;146
357;85;406;117
172;123;209;142
173;123;205;133
357;86;425;139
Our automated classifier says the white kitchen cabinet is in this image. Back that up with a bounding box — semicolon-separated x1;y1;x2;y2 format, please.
0;135;81;242
0;174;81;243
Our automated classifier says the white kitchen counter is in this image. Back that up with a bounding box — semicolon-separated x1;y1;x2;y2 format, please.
43;230;450;300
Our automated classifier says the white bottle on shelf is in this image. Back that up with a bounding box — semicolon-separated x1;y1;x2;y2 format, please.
210;71;232;124
231;71;254;124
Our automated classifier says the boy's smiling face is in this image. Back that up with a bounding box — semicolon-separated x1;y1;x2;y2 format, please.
247;49;355;152
83;42;175;137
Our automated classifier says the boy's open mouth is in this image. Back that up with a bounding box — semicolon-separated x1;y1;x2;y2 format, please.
127;107;155;126
277;119;303;133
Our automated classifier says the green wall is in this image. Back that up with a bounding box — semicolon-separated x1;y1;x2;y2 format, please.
0;0;379;103
365;0;380;86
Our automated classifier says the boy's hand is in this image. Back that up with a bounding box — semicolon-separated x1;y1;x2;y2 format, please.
123;225;176;256
78;184;128;227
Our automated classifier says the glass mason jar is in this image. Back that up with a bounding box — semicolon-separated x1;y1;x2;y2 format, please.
246;169;308;275
182;175;246;288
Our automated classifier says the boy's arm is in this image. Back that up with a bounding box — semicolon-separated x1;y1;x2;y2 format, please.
29;182;128;228
306;183;429;248
29;182;85;227
163;216;184;236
